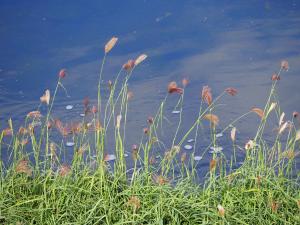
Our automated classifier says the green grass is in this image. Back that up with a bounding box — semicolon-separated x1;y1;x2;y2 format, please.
0;38;299;224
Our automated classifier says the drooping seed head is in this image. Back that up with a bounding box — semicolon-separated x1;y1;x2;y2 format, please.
225;87;238;96
251;107;264;118
168;81;183;94
123;59;135;70
203;114;219;126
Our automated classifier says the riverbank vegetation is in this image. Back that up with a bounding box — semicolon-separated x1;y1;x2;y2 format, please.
0;37;299;224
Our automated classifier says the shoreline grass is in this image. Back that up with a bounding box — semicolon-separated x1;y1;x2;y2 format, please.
0;38;299;224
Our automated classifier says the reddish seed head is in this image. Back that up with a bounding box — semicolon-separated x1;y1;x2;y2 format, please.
202;86;212;105
147;116;154;124
59;164;71;177
123;59;135;70
91;105;97;114
271;73;280;81
18;127;28;135
182;78;189;87
209;159;217;171
281;60;289;71
127;196;141;212
293;111;299;118
95;121;102;131
21;138;29;146
168;81;183;94
270;200;279;213
16;159;32;176
26;111;42;118
132;144;138;151
153;174;168;185
143;127;149;134
149;155;156;165
225;87;238;96
59;69;67;78
2;128;12;136
47;121;52;129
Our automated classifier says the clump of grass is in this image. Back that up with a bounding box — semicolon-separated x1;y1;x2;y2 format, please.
0;37;299;224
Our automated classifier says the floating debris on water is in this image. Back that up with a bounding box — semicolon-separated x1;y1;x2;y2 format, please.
209;146;223;154
79;113;85;117
104;154;116;162
66;142;75;147
216;133;223;138
124;153;128;157
172;110;180;114
194;156;203;161
187;139;194;143
184;144;193;150
66;105;73;110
